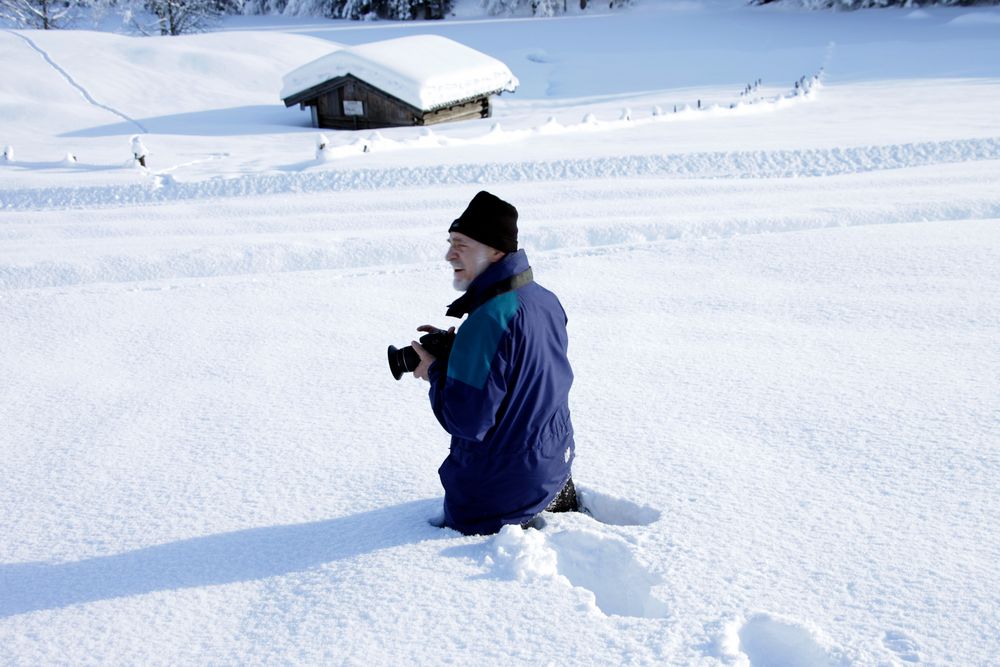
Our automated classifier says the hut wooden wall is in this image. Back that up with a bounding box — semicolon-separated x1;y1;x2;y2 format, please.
315;79;415;130
306;77;492;130
421;98;491;126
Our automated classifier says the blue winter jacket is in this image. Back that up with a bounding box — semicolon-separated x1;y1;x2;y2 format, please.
428;250;575;535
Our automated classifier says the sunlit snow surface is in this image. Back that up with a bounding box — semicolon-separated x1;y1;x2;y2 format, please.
1;1;999;664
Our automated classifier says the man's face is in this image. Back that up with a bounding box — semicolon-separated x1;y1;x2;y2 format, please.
446;232;502;291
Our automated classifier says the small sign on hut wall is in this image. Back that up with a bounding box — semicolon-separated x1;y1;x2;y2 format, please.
343;100;364;116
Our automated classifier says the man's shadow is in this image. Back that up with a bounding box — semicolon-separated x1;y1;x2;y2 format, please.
0;498;445;618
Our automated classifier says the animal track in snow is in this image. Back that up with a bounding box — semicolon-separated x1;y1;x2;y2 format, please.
5;30;147;134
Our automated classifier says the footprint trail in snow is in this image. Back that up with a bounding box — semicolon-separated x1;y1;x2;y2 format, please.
484;487;668;618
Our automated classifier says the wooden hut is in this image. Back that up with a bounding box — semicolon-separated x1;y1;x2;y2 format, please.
281;35;519;131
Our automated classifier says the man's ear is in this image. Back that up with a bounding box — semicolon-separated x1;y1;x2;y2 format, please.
489;248;506;263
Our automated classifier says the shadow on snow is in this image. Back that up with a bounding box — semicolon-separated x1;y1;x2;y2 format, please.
0;498;445;618
60;105;313;138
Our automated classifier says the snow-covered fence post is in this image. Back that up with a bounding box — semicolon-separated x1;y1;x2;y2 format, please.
365;131;384;152
131;136;148;168
315;133;329;160
1;145;12;162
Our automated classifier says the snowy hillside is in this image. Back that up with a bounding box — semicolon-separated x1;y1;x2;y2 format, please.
2;2;1000;665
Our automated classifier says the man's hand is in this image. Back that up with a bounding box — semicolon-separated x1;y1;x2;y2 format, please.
410;339;435;381
412;325;455;381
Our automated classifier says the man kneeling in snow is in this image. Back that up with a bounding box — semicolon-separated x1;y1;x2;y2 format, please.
411;191;578;535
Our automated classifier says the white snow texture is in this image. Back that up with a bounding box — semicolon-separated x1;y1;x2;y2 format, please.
2;1;999;665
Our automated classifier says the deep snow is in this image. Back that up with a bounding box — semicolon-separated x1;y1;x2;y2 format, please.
2;1;1000;665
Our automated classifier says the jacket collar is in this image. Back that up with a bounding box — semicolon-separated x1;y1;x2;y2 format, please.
446;249;532;319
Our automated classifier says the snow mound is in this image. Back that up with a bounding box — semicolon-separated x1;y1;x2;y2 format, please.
487;524;559;581
948;12;1000;26
486;524;668;618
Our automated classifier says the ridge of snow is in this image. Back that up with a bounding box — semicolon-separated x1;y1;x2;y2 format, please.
3;136;998;212
3;159;998;292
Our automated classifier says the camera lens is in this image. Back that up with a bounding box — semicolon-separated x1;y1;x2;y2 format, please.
387;345;421;381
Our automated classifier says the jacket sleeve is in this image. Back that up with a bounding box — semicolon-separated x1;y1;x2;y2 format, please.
427;314;513;442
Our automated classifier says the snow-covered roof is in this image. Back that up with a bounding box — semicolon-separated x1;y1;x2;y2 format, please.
280;35;519;111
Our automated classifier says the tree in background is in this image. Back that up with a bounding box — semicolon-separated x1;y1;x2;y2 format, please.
0;0;76;28
130;0;227;34
752;0;992;7
259;0;448;19
334;0;450;19
236;0;285;13
484;0;631;16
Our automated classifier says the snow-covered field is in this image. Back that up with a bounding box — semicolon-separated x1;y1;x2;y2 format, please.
2;2;1000;664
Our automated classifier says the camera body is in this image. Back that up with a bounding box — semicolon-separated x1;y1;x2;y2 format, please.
387;330;455;381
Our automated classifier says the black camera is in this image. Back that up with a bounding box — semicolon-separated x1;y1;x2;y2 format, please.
387;330;455;381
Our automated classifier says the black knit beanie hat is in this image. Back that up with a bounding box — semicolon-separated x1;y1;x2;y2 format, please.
448;191;518;253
